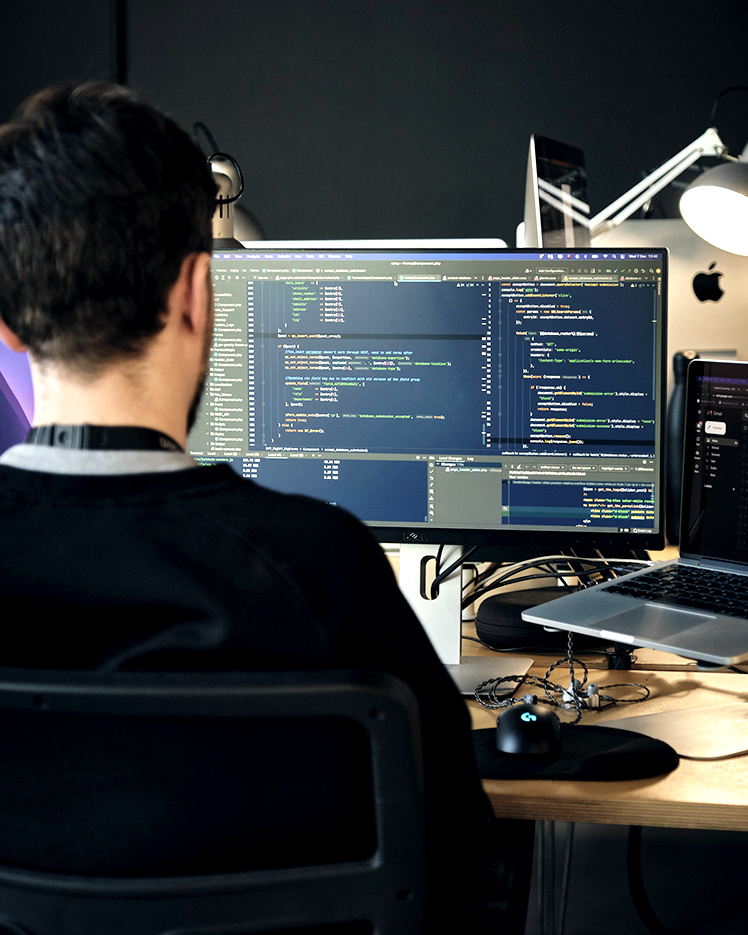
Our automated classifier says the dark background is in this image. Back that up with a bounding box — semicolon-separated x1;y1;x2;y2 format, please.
1;0;746;243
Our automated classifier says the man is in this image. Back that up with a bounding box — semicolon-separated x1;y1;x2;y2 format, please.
0;83;530;929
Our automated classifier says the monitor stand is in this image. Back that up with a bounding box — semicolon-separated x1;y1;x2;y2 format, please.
398;543;533;695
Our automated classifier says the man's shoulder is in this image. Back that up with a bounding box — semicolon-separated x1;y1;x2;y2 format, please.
0;457;383;583
188;466;377;555
0;457;369;536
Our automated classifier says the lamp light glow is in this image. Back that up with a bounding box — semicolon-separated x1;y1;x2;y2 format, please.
680;161;748;256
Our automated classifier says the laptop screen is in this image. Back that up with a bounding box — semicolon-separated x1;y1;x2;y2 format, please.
681;359;748;566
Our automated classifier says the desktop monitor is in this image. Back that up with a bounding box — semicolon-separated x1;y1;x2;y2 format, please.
523;135;591;249
188;245;668;685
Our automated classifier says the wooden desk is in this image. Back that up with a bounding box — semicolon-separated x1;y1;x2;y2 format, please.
468;647;748;831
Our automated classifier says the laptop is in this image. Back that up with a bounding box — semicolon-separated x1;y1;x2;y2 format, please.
523;358;748;666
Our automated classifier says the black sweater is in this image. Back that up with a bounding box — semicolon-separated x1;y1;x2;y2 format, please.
0;461;495;920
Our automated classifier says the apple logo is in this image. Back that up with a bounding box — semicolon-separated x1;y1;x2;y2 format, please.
692;262;724;303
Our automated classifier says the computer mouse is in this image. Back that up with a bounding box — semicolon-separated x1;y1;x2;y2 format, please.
496;702;562;756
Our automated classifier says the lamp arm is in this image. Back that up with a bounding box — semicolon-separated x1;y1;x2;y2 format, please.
592;150;705;237
588;127;728;238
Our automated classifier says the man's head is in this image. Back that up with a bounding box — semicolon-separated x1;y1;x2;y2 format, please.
0;82;216;377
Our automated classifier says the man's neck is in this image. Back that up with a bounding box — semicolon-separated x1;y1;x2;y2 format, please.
3;253;212;453
29;356;192;450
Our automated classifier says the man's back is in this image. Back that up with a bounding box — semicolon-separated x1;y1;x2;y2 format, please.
0;456;440;674
0;458;346;670
0;453;496;921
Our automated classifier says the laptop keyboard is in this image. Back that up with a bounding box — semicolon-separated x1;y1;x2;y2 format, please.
607;564;748;617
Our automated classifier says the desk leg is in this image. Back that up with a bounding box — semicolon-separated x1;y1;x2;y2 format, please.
557;821;574;934
536;820;554;934
535;820;575;935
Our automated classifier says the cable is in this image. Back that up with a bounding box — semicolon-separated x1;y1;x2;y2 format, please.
627;826;679;935
463;554;651;609
695;661;748;674
192;121;220;155
474;634;650;724
709;85;748;128
429;544;480;600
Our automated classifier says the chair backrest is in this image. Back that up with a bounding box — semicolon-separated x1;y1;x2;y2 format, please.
0;667;428;935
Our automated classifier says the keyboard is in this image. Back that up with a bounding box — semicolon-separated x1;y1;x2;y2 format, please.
607;564;748;618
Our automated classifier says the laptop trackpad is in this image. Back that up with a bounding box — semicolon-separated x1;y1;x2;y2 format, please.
599;604;715;643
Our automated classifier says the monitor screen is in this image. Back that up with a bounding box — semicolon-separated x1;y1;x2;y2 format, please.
189;246;668;553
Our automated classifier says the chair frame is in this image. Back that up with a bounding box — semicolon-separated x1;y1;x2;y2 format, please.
0;667;428;935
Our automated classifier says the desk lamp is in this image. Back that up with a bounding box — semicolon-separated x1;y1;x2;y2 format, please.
524;88;748;255
193;122;246;249
592;86;748;255
588;126;730;241
680;149;748;255
208;152;245;249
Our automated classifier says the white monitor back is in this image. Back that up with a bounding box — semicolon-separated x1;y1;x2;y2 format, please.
595;219;748;392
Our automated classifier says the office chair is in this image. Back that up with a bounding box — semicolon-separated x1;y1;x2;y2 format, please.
0;667;428;935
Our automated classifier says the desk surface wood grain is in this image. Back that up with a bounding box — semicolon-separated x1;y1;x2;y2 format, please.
468;641;748;830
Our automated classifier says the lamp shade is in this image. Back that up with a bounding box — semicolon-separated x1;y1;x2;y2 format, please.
680;161;748;255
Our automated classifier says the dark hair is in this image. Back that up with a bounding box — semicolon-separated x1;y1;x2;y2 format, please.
0;82;216;374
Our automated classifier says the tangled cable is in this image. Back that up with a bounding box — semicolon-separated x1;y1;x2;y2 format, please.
474;632;650;724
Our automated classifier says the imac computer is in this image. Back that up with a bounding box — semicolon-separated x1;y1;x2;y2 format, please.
522;135;591;249
189;245;668;690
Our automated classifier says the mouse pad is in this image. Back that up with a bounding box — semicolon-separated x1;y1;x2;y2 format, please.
473;725;679;780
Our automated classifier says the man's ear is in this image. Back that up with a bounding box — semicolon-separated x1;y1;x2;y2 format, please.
173;251;212;336
0;318;27;353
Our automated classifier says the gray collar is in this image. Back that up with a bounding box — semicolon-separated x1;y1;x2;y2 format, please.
0;444;199;475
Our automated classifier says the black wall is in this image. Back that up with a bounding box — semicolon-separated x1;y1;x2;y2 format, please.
2;1;746;243
0;0;111;119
